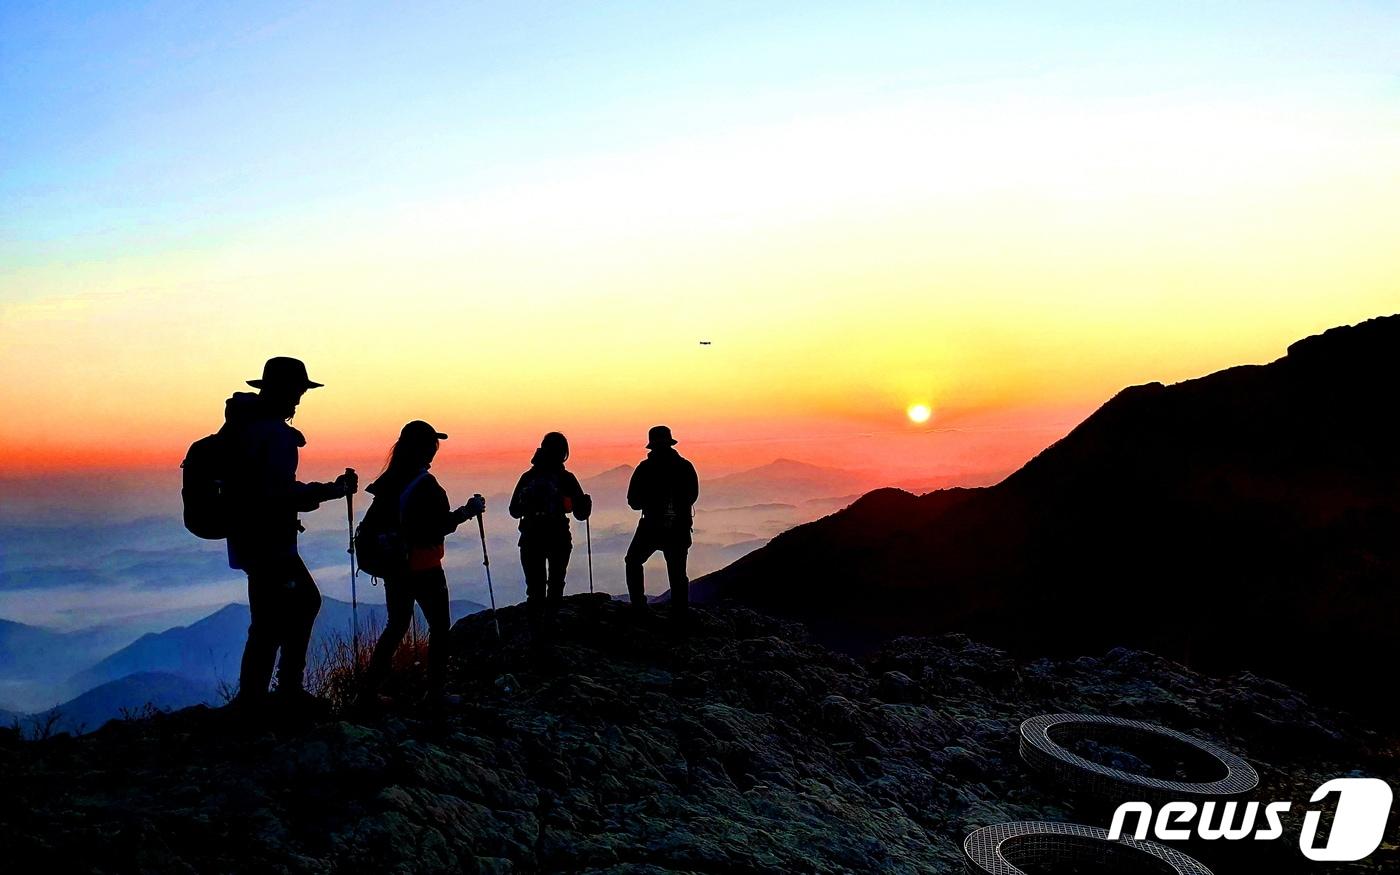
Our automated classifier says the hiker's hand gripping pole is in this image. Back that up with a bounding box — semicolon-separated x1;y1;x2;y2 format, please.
475;495;502;640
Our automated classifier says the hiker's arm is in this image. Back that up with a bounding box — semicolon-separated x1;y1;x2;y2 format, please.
292;472;355;512
425;482;463;537
567;473;591;520
455;494;486;522
508;474;528;518
263;430;335;511
681;461;699;508
291;481;337;512
627;464;645;511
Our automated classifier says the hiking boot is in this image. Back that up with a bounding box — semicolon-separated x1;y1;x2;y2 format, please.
223;691;269;720
274;687;330;719
350;691;396;714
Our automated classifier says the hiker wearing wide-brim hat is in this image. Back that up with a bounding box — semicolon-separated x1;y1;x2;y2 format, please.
361;421;484;705
625;425;699;622
221;356;358;713
246;356;325;391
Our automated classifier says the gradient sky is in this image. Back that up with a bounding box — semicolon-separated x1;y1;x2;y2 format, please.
3;1;1398;480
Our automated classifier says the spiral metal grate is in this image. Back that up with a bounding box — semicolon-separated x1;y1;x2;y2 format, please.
1019;713;1258;802
963;820;1214;875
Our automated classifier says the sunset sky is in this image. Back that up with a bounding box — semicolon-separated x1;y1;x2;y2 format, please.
3;1;1398;482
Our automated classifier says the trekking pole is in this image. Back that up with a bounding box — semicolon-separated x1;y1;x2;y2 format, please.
585;518;594;594
474;496;502;640
345;467;359;653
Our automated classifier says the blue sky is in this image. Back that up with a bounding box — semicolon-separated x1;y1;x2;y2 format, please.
5;1;1397;262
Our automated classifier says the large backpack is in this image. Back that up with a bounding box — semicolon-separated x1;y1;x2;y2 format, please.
353;472;430;579
180;431;230;539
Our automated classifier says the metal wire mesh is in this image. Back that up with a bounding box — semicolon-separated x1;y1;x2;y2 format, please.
963;820;1214;875
1018;713;1258;802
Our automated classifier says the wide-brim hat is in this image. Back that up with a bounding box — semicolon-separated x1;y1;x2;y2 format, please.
401;420;448;441
647;425;678;449
247;356;324;390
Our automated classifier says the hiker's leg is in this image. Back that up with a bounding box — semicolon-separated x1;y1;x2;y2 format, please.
663;541;691;618
545;540;572;619
367;575;414;686
521;543;547;630
624;526;658;608
275;557;321;693
237;564;280;699
416;568;451;692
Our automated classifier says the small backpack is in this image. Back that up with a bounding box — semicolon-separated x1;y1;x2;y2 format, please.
353;472;430;579
180;431;230;539
518;469;568;518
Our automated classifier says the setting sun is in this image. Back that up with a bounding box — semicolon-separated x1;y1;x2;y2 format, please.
907;403;932;424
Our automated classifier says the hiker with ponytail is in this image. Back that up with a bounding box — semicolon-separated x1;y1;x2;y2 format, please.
361;420;483;703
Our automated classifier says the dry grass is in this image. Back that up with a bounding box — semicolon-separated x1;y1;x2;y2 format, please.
305;613;436;711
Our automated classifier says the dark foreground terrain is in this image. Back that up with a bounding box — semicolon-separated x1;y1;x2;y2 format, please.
1;595;1396;873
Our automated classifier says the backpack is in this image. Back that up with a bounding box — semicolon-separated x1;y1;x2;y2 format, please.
353;472;430;579
517;469;567;518
181;431;230;539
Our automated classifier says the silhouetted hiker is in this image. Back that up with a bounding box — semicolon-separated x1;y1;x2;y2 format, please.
625;426;699;620
362;421;484;703
223;357;358;711
509;432;592;636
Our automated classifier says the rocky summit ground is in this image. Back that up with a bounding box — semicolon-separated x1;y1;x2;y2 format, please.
1;593;1396;874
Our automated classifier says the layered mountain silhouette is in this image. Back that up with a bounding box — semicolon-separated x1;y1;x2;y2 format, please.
17;672;221;737
0;597;488;735
72;596;486;691
693;315;1400;717
0;617;143;687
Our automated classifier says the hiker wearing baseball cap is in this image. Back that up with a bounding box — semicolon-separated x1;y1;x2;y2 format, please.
624;426;699;622
361;421;484;704
222;357;358;711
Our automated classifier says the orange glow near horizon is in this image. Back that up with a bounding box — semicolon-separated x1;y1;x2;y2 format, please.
4;5;1400;487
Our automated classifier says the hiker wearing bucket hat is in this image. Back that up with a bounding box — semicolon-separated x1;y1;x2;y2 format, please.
221;357;358;710
624;426;699;621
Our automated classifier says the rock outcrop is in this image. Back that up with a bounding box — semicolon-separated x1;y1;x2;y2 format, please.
1;595;1394;873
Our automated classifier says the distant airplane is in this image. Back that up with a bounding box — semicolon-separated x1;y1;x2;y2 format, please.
699;340;712;345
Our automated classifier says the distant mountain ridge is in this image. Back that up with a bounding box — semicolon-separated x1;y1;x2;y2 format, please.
18;672;220;736
0;617;138;682
693;314;1400;717
701;459;873;507
75;597;487;690
2;596;488;735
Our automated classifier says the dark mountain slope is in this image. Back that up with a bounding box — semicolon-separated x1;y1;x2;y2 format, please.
0;596;1394;873
692;315;1400;715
